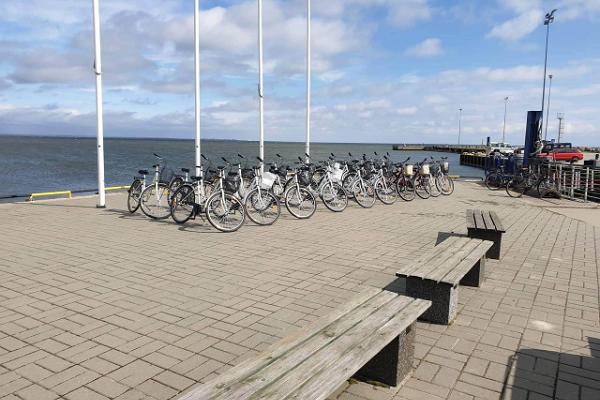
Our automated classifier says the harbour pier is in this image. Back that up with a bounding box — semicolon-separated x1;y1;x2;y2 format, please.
1;181;600;399
392;144;486;153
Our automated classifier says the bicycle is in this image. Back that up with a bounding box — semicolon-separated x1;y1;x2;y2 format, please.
430;157;454;196
130;153;174;219
412;159;433;199
243;158;281;226
305;156;348;212
204;163;246;232
393;158;416;202
371;153;398;205
169;158;215;224
283;163;317;219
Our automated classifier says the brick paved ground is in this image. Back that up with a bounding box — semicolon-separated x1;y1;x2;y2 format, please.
0;182;598;400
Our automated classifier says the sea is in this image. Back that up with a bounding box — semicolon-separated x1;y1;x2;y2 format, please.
0;135;484;199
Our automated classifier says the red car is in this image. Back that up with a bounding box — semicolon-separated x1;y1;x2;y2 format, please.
538;143;584;162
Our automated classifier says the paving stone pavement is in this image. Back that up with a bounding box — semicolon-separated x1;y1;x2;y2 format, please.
0;182;599;400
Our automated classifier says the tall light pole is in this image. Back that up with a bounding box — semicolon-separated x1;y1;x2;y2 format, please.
92;0;105;208
194;0;202;178
557;113;565;143
544;74;553;140
258;0;265;171
502;97;508;143
541;10;557;116
305;0;311;162
458;108;463;145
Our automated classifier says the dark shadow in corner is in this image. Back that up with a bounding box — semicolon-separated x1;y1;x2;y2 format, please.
502;337;600;399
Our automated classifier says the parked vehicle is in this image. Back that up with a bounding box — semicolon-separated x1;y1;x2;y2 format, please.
537;142;584;163
487;142;514;155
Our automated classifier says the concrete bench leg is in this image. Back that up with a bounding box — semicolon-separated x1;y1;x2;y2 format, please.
354;323;416;387
405;278;457;325
467;228;502;260
460;258;486;287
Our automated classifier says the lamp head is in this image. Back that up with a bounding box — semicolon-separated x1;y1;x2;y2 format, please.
544;9;557;25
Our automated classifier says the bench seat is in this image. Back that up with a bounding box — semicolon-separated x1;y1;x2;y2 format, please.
466;209;505;260
176;288;430;400
396;236;493;324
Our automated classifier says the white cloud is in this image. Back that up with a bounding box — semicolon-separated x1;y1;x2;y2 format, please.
488;9;543;41
405;38;443;57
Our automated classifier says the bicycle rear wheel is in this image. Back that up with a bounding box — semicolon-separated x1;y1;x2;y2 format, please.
321;182;348;212
428;176;441;197
342;173;357;199
127;179;142;213
506;177;526;198
205;192;245;232
351;179;375;208
140;183;171;219
437;175;454;196
170;184;196;224
244;188;281;226
285;186;316;219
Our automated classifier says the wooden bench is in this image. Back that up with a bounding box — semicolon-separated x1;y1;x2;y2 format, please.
176;288;430;400
466;209;505;260
396;236;493;325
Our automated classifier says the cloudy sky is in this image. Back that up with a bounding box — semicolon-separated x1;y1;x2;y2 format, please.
0;0;599;145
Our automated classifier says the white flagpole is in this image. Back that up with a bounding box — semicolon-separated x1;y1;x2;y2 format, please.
258;0;265;172
194;0;202;177
305;0;311;162
92;0;106;208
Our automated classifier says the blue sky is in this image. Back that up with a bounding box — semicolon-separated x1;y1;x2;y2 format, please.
0;0;599;145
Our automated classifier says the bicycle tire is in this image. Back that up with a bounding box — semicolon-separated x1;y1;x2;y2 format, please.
244;188;281;226
321;182;348;212
506;177;526;198
396;177;415;201
140;183;172;219
414;176;431;199
428;176;441;197
284;186;317;219
485;173;503;190
351;179;376;208
205;192;246;232
127;179;142;213
374;178;397;205
170;184;196;224
342;173;357;199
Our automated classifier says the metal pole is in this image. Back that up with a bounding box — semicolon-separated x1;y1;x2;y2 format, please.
502;97;508;143
544;75;553;140
92;0;105;208
541;23;550;114
458;108;462;145
194;0;202;178
305;0;311;162
258;0;265;172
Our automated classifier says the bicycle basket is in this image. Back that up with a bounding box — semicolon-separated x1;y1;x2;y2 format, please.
404;165;414;176
224;176;240;193
331;167;344;183
159;165;175;183
441;162;449;173
260;172;277;190
299;169;312;186
420;164;431;176
242;168;254;180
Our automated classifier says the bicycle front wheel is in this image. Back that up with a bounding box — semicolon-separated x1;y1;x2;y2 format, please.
244;188;281;226
437;175;454;196
170;184;196;224
428;176;441;198
396;177;415;201
285;186;316;219
374;178;398;205
140;183;172;219
342;173;357;199
205;192;246;232
485;173;503;190
506;177;526;198
127;179;142;213
414;176;431;199
321;182;348;212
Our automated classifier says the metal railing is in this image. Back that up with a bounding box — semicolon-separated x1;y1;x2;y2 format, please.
551;164;600;202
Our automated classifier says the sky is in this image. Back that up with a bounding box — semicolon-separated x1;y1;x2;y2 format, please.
0;0;599;145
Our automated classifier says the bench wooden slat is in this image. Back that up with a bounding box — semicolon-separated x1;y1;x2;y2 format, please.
481;212;494;230
444;241;493;285
205;291;400;400
408;238;474;279
473;211;486;230
273;299;431;400
425;239;484;283
489;211;505;232
466;209;476;229
398;236;462;276
177;287;382;400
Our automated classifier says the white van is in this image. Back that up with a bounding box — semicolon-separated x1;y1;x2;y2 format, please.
488;142;514;155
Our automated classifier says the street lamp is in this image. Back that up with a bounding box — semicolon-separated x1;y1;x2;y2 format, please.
458;108;463;145
502;97;508;143
541;9;557;116
544;74;553;140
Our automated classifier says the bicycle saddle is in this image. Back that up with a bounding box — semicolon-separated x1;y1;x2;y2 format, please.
138;169;148;175
191;176;202;181
181;168;190;173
